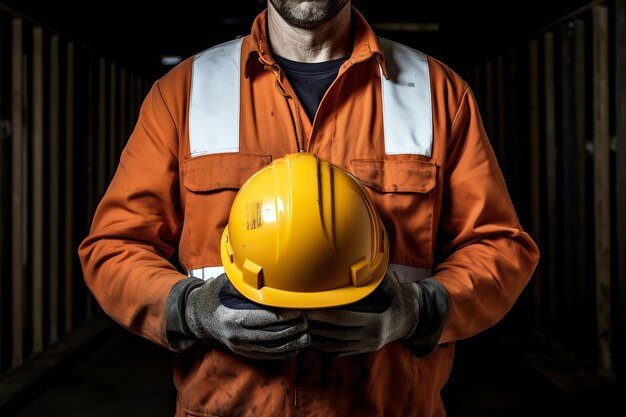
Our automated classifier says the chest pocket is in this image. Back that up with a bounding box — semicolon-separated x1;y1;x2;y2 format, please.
182;153;271;191
353;157;436;192
351;155;437;267
180;153;272;268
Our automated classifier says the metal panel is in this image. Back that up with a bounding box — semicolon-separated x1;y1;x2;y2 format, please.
32;26;44;353
96;58;106;199
484;62;495;140
495;56;506;171
129;72;137;136
108;62;117;177
559;22;576;348
543;31;558;335
86;54;95;221
507;51;521;220
616;0;626;381
48;34;60;343
10;17;23;369
85;54;95;318
119;68;127;150
572;18;592;358
64;41;75;332
0;10;6;375
592;5;612;375
528;39;541;329
472;65;481;104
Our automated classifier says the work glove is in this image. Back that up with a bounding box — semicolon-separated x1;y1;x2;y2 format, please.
306;271;448;357
166;273;310;360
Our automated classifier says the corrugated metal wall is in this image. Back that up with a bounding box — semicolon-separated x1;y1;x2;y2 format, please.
0;5;150;385
462;0;625;385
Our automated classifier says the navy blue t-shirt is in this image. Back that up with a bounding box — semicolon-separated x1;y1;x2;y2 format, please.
273;54;348;122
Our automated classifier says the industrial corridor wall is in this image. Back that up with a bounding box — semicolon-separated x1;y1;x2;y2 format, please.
461;0;625;387
0;4;151;400
0;0;624;411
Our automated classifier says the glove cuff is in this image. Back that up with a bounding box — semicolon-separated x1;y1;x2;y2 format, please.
165;276;205;351
402;278;449;357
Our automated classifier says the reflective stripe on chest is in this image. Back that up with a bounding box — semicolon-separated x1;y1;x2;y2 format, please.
188;37;433;157
189;38;243;156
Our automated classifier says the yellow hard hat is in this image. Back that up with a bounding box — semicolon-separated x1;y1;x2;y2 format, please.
220;152;389;308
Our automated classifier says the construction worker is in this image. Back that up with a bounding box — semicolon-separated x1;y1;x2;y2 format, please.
78;0;540;416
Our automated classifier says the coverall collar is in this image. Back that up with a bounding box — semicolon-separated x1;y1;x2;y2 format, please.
243;6;388;79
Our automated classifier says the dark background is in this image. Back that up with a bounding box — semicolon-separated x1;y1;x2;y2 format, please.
0;0;592;79
0;1;624;416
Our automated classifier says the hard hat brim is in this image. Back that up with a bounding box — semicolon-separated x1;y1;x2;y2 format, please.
220;225;390;309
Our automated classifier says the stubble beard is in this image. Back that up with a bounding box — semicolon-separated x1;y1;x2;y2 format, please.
269;0;350;29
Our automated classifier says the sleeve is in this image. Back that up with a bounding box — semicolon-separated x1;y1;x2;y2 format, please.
78;80;187;350
435;86;540;343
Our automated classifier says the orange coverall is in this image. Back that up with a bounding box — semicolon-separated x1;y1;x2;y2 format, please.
79;7;539;417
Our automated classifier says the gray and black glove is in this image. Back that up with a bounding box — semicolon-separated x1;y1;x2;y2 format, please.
306;271;448;357
166;273;310;360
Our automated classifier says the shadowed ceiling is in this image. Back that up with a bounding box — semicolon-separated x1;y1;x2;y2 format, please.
0;0;593;79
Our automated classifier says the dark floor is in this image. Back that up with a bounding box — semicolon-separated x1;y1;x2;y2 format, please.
8;323;626;417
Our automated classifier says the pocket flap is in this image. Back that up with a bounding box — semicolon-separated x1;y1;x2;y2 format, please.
352;158;436;193
182;153;272;192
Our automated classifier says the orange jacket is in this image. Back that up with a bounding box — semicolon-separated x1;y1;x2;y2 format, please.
79;7;539;417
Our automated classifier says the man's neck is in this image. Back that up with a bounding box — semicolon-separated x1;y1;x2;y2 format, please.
267;3;352;63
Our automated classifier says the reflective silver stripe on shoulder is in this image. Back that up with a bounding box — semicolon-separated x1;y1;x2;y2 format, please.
189;37;243;157
379;37;433;157
188;266;226;281
387;263;431;283
188;263;428;283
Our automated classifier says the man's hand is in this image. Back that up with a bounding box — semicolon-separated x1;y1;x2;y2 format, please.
182;273;310;360
306;271;448;357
